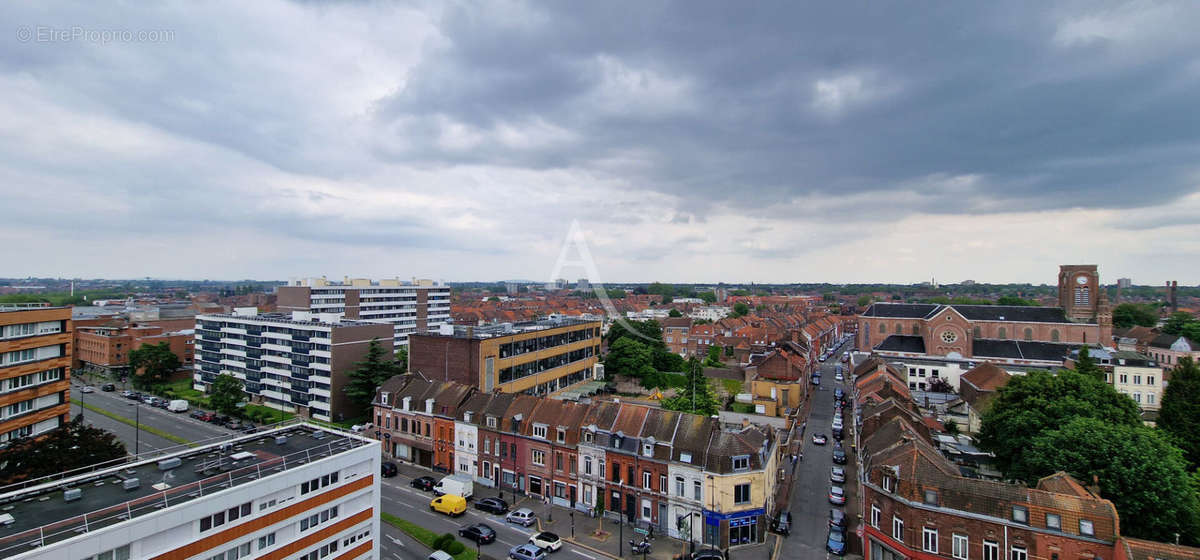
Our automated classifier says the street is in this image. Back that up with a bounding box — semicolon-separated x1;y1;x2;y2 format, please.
779;338;858;560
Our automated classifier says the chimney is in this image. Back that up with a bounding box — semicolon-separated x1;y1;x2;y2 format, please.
1171;281;1178;312
1087;474;1102;497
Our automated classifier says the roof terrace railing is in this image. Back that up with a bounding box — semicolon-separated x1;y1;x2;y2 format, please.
0;428;368;557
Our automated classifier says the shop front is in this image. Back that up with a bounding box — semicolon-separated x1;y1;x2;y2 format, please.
704;508;765;548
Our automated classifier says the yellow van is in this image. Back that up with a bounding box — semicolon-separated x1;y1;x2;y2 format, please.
430;494;467;516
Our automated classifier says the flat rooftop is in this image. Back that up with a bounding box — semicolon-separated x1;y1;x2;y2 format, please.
422;317;600;340
0;424;372;556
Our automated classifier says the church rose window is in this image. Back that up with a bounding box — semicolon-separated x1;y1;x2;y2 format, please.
940;331;958;344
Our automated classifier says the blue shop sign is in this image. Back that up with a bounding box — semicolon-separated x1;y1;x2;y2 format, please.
704;508;764;526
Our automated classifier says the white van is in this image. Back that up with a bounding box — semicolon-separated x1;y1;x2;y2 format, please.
432;473;474;499
168;400;189;413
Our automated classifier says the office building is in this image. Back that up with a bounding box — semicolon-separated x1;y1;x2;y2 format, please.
74;323;194;377
408;318;602;396
194;309;393;421
277;277;451;348
0;305;72;446
0;423;380;560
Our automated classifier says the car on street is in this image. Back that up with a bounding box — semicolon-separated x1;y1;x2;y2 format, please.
190;410;208;420
772;511;791;536
833;448;847;464
834;388;844;401
831;466;845;483
459;523;497;544
475;497;509;515
81;386;95;393
832;427;844;441
529;531;562;552
811;376;820;386
812;433;827;445
835;373;843;382
506;508;536;527
211;414;230;425
381;461;398;478
829;508;846;530
430;494;467;516
101;383;116;392
429;552;454;560
411;476;436;491
829;485;845;505
690;549;726;560
826;527;846;556
509;544;547;560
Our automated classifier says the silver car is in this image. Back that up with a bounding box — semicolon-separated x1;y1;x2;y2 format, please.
506;507;536;527
831;466;846;483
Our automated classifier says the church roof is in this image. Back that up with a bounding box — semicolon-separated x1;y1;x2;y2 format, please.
875;335;926;353
862;303;1078;324
972;339;1076;362
861;303;940;318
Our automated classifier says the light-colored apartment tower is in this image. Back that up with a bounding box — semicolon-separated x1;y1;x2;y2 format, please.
277;277;451;348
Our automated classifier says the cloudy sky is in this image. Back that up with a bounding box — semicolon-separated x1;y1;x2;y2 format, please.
2;1;1199;285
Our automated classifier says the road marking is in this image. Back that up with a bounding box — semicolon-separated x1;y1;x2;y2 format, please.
571;551;597;560
389;536;405;547
393;553;404;559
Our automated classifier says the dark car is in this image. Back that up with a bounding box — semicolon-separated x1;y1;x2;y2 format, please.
190;410;208;420
241;423;258;433
690;549;725;560
829;508;847;530
211;415;230;424
832;448;847;465
832;427;844;441
381;462;398;478
773;511;791;536
811;376;821;386
812;433;827;445
411;476;437;491
826;527;846;556
834;388;844;401
225;419;242;430
459;523;497;544
475;497;509;514
101;383;116;392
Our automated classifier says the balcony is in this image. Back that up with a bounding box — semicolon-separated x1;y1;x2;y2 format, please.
292;334;310;342
291;371;311;380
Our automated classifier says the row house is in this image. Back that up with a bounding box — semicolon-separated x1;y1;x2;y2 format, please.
373;374;780;550
662;317;692;355
686;323;718;357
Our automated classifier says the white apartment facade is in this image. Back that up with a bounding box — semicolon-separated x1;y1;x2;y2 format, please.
0;424;381;560
667;461;707;542
1107;351;1164;411
455;411;480;481
278;277;452;348
689;306;731;322
194;309;394;421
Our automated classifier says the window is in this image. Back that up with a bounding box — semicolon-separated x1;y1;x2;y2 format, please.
487;417;497;428
584;456;593;475
870;505;880;528
1011;505;1028;524
557;428;566;443
301;471;339;495
1119;374;1128;384
676;477;685;497
983;540;999;560
892;516;904;542
258;533;276;550
1010;546;1027;560
555;452;563;471
923;489;938;505
1079;519;1094;536
1051;329;1060;342
531;449;546;467
952;534;968;560
922;527;938;553
1133;392;1142;403
643;470;652;489
641;499;651;520
643;443;653;457
259;498;277;511
533;425;547;439
1045;513;1061;530
1147;393;1156;404
660;474;667;492
300;505;339;532
694;480;702;500
1148;376;1156;385
998;327;1007;339
883;476;894;492
732;455;750;470
733;483;750;504
81;545;131;560
1134;375;1142;385
680;452;691;463
200;502;251;532
583;431;594;443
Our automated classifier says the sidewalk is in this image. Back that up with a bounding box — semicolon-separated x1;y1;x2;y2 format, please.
388;461;779;560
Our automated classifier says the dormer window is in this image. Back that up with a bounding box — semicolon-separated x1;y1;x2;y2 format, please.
883;476;894;493
923;490;938;505
486;417;497;429
642;443;653;457
533;424;548;439
680;452;692;464
556;428;566;443
380;392;389;406
583;431;594;444
732;455;750;471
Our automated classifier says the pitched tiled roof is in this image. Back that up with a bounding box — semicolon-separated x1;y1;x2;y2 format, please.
861;303;941;318
950;304;1074;324
1120;537;1200;560
960;362;1011;392
611;403;650;437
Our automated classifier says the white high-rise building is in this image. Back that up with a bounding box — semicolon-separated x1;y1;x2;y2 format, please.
278;277;451;348
0;424;380;560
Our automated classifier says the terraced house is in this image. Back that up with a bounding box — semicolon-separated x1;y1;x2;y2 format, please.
372;374;780;550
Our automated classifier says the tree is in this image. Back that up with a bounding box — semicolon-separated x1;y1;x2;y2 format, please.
943;419;960;436
394;347;409;373
209;373;246;416
977;369;1142;481
0;418;126;484
653;350;686;373
343;339;403;415
1164;312;1197;335
928;378;954;393
128;342;181;389
606;320;663;349
996;295;1033;306
703;345;723;368
661;358;719;416
668;309;683;318
1023;417;1200;544
732;303;750;317
1112;303;1159;328
822;292;835;302
488;296;500;302
1160;358;1200;468
856;295;872;307
1071;346;1104;381
699;291;717;304
604;338;656;380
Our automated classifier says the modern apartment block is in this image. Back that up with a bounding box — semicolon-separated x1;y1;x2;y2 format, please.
0;423;380;560
194;309;393;421
407;317;602;395
0;305;71;446
277;277;451;348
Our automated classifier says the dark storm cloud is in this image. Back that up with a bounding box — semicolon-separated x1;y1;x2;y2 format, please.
376;1;1200;215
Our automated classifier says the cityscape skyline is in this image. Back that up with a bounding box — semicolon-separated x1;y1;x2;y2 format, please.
3;2;1200;283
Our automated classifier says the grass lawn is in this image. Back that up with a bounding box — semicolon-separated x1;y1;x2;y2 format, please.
729;403;756;414
720;379;743;395
381;512;477;560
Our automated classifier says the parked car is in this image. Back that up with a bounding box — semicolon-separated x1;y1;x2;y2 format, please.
240;423;258;433
433;474;474;498
459;523;497;544
811;376;820;386
429;552;454;560
81;386;95;393
101;383;116;392
772;511;791;536
834;388;844;401
529;532;562;552
211;415;230;425
509;544;547;560
833;448;847;465
506;508;536;527
835;373;844;382
812;433;827;445
381;462;398;478
224;419;242;430
430;494;467;516
829;508;846;530
826;527;846;556
168;399;189;413
690;549;726;560
121;390;135;398
831;466;846;484
829;485;846;505
475;497;509;515
411;476;436;491
190;410;208;420
832;427;844;441
141;394;155;404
